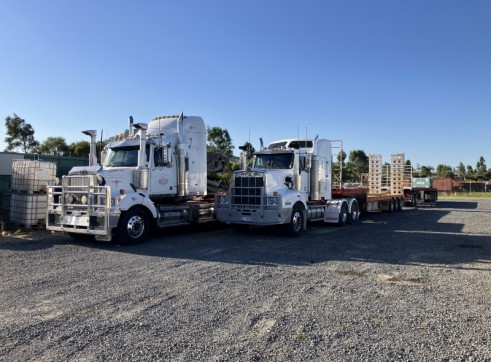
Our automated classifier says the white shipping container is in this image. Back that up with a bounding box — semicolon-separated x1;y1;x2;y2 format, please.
10;193;48;227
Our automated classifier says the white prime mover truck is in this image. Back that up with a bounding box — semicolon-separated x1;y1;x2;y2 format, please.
46;114;215;244
215;138;410;235
215;138;362;235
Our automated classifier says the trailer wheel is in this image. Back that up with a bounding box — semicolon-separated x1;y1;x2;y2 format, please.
286;205;303;236
348;201;359;224
116;207;149;245
396;198;402;211
338;203;348;226
412;194;417;207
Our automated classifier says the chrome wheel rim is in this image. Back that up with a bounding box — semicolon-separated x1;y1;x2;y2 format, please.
127;215;144;239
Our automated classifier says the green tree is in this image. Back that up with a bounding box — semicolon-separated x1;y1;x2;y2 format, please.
36;137;69;156
4;114;39;152
466;165;475;180
457;162;466;177
436;164;454;178
418;166;433;177
207;126;234;159
207;126;234;186
346;150;368;182
333;149;349;181
475;156;487;180
69;141;91;157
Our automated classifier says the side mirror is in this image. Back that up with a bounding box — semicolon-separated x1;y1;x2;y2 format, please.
285;176;294;189
155;143;172;167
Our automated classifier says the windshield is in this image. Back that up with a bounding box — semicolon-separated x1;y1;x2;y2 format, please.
103;146;139;167
253;153;293;169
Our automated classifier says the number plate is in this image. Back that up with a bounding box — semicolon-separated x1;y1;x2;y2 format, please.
61;215;89;226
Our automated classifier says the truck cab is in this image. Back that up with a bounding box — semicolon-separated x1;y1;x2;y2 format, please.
47;115;215;244
216;138;356;235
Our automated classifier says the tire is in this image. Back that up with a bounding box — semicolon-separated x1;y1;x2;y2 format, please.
348;201;359;224
232;224;250;233
412;194;417;207
116;208;149;245
396;198;402;211
337;203;348;226
286;205;303;236
387;199;393;213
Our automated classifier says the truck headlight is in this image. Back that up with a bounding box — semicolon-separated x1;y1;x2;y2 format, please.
267;197;278;206
66;194;76;204
81;195;88;205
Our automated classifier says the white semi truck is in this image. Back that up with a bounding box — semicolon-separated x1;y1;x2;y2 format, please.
215;138;362;235
215;138;410;235
46;114;215;244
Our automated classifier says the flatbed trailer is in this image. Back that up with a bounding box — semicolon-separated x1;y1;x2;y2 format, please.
403;187;438;206
332;188;405;213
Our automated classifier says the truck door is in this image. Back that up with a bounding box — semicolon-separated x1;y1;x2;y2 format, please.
149;146;178;196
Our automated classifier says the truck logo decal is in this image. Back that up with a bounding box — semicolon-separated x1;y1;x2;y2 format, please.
159;178;168;185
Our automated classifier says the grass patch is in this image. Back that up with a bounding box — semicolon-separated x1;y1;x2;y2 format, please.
439;192;491;199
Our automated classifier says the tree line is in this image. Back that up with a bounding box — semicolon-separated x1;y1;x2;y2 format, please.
4;113;491;181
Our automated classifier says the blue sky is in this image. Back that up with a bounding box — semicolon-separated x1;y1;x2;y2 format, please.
1;0;490;169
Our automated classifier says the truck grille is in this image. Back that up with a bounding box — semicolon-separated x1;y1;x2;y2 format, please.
234;176;264;188
232;174;264;206
46;174;110;234
63;175;97;187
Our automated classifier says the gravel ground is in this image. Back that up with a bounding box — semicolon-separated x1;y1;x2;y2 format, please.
1;199;491;361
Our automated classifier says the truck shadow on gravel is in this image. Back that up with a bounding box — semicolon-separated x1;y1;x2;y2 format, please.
434;200;479;210
117;201;491;269
2;201;490;269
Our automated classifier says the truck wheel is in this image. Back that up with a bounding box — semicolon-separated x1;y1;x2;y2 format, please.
348;201;359;224
396;198;402;211
286;205;303;236
338;203;348;226
412;194;417;207
116;208;149;245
